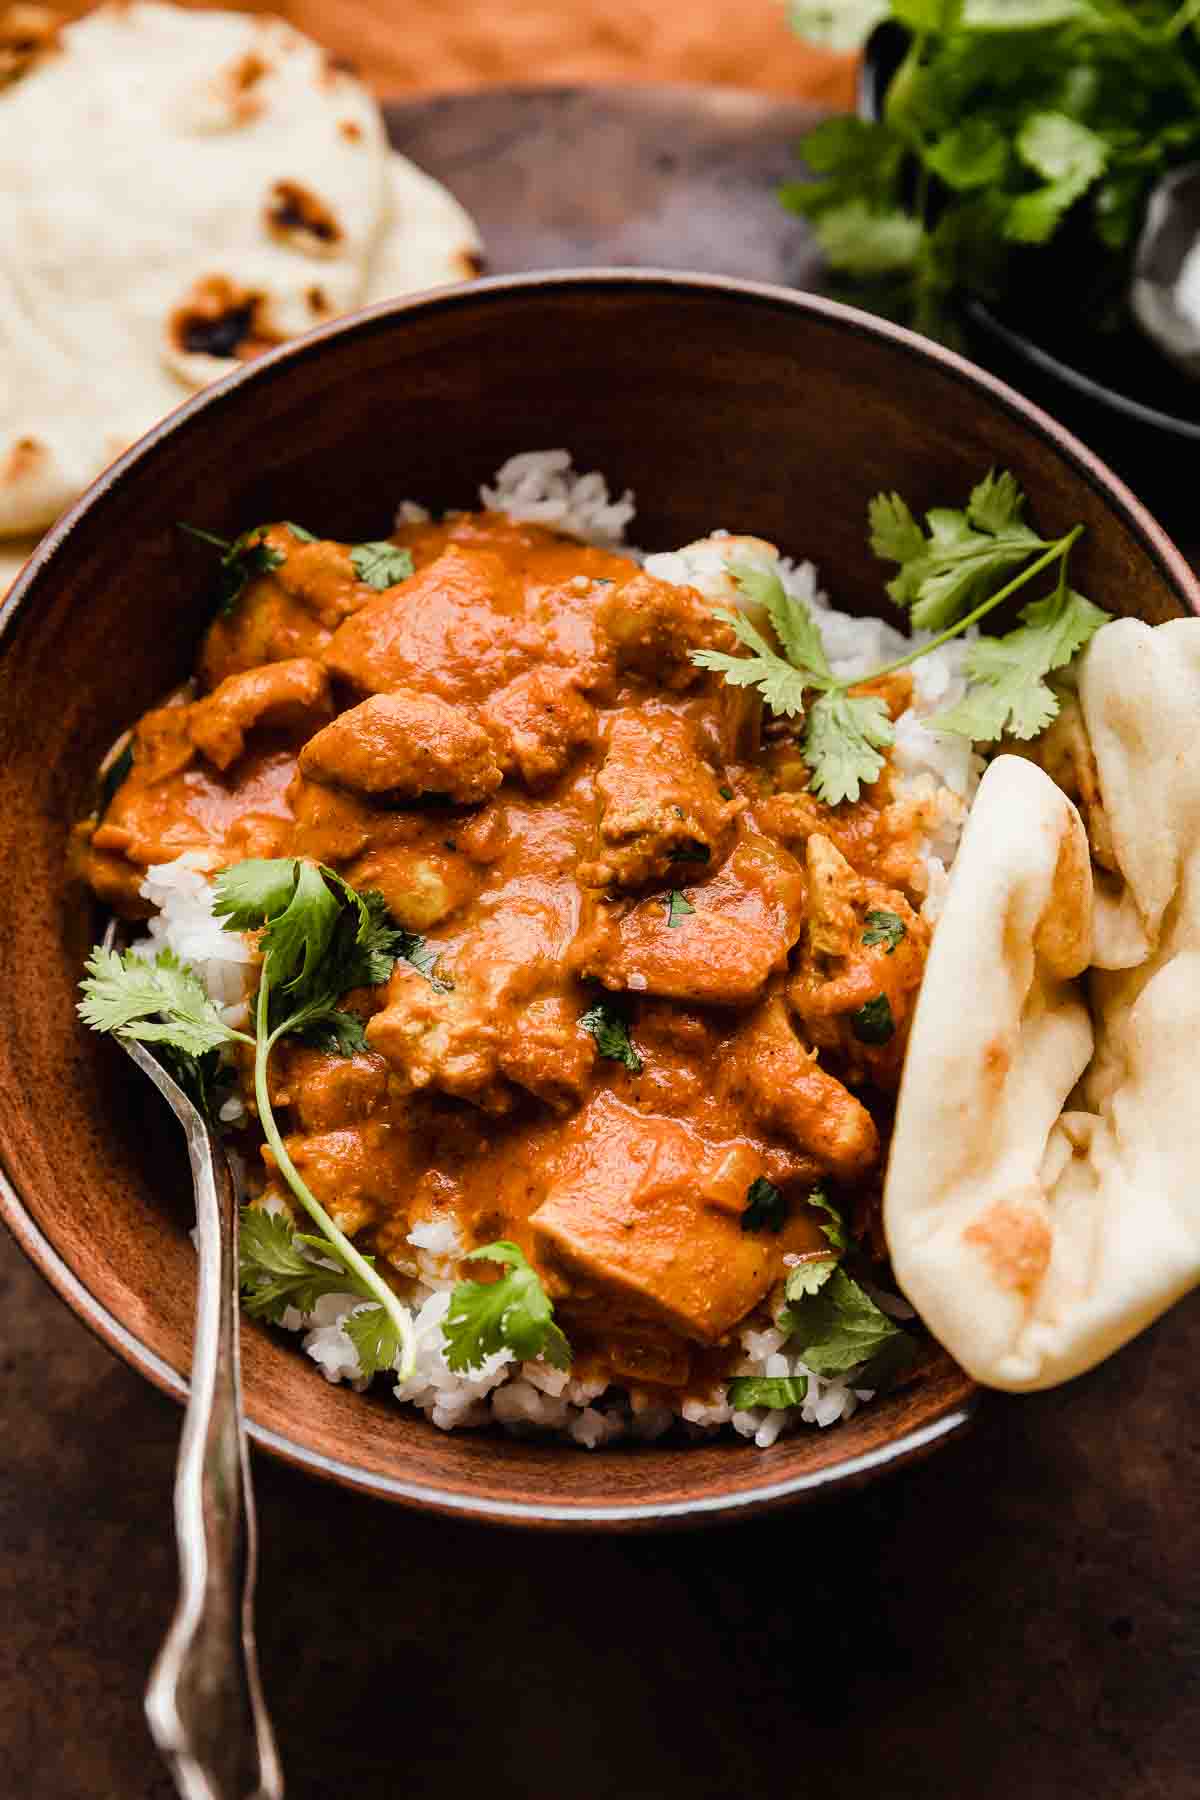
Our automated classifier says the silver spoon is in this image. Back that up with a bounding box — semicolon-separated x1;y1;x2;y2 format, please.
1130;161;1200;378
102;920;283;1798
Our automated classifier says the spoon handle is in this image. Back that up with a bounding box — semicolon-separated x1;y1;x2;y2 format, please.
144;1098;284;1799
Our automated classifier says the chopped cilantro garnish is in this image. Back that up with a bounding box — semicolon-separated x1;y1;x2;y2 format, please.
851;994;895;1046
579;998;643;1073
728;1375;809;1410
741;1175;787;1234
665;889;694;927
350;541;415;590
862;909;906;954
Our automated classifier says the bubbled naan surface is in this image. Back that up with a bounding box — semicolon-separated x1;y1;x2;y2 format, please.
0;3;480;538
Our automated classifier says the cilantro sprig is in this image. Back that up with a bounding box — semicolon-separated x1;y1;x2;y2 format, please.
779;1267;917;1389
443;1241;572;1373
785;1;1200;339
691;470;1108;803
238;1207;405;1376
79;858;418;1379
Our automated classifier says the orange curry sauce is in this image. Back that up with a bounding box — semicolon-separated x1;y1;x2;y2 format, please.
78;510;931;1398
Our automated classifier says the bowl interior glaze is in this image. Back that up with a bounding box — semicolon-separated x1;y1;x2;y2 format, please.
0;273;1194;1528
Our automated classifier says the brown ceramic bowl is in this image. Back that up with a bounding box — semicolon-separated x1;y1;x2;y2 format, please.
0;272;1195;1529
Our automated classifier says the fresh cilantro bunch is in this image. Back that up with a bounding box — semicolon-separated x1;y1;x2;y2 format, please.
692;469;1108;802
785;0;1200;338
443;1242;572;1373
79;858;428;1379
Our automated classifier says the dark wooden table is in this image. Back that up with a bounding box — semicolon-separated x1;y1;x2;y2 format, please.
3;86;1196;1798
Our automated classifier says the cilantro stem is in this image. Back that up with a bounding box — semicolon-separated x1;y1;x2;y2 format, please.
1163;0;1200;38
859;527;1083;685
252;975;415;1380
178;522;234;553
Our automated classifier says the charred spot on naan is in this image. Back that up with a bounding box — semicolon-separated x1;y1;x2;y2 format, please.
168;275;284;364
0;2;61;89
265;180;344;257
964;1202;1053;1297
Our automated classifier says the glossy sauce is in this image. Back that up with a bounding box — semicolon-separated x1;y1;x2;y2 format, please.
79;510;931;1397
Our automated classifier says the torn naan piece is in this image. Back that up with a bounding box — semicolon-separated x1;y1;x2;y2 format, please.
887;619;1200;1389
884;755;1097;1389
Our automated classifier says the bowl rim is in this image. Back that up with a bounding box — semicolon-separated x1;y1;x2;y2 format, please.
2;267;1195;1528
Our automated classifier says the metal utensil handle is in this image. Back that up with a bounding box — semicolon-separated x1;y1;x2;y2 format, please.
142;1073;283;1799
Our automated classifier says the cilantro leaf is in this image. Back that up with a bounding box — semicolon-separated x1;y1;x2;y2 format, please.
730;561;832;677
350;542;415;590
780;1267;916;1384
785;1255;839;1299
802;690;894;805
284;522;317;542
693;608;814;718
78;946;245;1059
579;998;643;1073
868;492;926;566
210;858;303;932
933;582;1110;741
806;199;925;276
1008;111;1107;245
924;118;1010;192
862;909;907;953
179;522;286;615
342;1303;405;1377
665;889;695;928
788;2;888;51
395;928;452;991
851;993;896;1045
875;474;1046;631
443;1240;572;1373
806;1188;849;1252
238;1206;386;1324
742;1176;788;1234
296;1008;369;1056
728;1374;810;1409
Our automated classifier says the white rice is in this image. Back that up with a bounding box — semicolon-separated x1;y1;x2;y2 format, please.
146;450;982;1448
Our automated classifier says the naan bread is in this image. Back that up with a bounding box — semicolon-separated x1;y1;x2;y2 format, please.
0;3;481;538
886;622;1200;1389
365;153;483;302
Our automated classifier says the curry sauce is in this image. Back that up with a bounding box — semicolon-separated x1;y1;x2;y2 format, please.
78;510;932;1398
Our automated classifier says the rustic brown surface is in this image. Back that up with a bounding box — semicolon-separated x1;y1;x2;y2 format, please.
54;0;858;102
0;84;1197;1794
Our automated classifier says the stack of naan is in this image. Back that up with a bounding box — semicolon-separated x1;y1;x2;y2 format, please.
0;1;482;593
886;618;1200;1389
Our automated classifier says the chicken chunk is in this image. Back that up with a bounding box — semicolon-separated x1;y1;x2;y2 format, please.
274;1120;413;1237
788;835;930;1091
579;712;736;890
367;898;589;1114
298;690;502;805
721;998;879;1184
531;1095;819;1343
598;571;733;691
270;1043;389;1134
197;525;381;687
481;668;596;790
367;963;509;1114
323;545;529;703
343;845;478;931
189;657;332;771
575;832;805;1007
